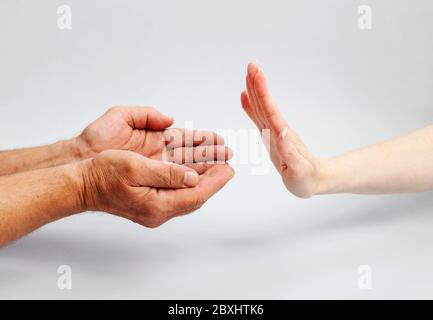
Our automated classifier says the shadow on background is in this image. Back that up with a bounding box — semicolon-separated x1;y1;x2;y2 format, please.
212;192;433;250
2;192;433;274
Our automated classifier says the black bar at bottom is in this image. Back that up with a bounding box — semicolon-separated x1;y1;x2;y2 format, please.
0;300;430;318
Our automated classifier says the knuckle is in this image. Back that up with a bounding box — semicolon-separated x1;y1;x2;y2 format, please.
144;218;164;229
145;223;161;229
95;150;121;169
126;157;139;171
147;205;168;227
168;166;177;184
105;153;136;174
161;166;180;186
192;194;206;210
122;162;136;177
100;150;119;162
158;167;172;186
134;202;167;229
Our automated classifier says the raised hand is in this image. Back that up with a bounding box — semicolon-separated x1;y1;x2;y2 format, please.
241;63;324;198
80;150;234;227
77;106;231;165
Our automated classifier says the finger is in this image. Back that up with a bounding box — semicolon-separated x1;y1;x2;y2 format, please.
115;106;174;130
247;63;266;129
184;162;220;175
241;90;262;130
136;157;199;188
253;69;288;136
163;128;225;149
246;74;265;130
158;164;235;219
163;145;233;164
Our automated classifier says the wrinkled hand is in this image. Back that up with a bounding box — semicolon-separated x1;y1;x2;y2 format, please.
80;150;234;228
241;63;324;198
76;106;231;165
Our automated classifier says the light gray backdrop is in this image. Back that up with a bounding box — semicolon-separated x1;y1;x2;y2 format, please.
1;0;433;299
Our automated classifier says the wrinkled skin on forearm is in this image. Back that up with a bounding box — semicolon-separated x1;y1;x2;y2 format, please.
0;163;84;247
0;150;234;248
0;106;234;247
0;139;83;176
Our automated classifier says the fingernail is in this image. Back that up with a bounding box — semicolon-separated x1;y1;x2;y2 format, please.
280;128;288;139
184;171;199;187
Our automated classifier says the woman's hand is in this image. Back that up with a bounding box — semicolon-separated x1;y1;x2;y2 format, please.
241;63;325;198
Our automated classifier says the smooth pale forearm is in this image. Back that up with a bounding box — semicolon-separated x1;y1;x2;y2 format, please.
0;162;85;247
0;138;89;176
317;125;433;195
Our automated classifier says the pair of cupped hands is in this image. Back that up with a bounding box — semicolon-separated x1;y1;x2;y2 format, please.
76;63;319;228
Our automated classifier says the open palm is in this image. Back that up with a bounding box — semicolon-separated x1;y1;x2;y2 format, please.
241;63;323;198
78;106;230;166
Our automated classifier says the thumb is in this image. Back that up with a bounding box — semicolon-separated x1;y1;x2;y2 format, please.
139;158;199;188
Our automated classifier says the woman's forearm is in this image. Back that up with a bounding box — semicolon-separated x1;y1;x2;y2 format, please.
317;125;433;195
0;138;86;176
0;162;85;247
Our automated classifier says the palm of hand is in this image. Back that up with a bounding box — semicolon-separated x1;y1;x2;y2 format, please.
241;63;321;198
78;107;230;167
80;110;165;159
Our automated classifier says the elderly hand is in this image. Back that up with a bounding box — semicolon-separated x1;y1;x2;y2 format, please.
80;150;234;228
76;106;231;165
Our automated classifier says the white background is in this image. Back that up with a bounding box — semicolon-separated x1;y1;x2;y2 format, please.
1;0;433;299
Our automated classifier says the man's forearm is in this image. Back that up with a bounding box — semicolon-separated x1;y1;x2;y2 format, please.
0;162;85;247
317;125;433;195
0;138;88;176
